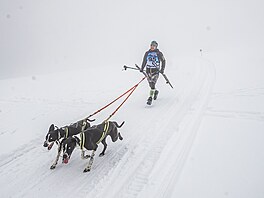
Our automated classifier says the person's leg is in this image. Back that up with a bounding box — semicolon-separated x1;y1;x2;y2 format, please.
147;72;159;104
147;79;154;105
149;73;159;98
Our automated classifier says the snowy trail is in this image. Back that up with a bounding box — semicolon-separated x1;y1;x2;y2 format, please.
206;88;264;122
0;58;215;198
96;59;215;198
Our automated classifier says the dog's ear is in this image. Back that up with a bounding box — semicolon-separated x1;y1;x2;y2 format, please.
49;124;55;132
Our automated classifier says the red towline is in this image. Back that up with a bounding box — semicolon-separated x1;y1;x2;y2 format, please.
85;76;146;121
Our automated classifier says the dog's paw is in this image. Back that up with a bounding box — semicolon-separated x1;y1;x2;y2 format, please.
83;168;91;173
81;155;90;159
50;165;56;170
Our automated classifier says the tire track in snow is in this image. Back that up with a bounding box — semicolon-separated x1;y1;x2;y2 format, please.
205;109;264;121
88;59;205;198
0;58;214;198
120;59;211;198
149;59;216;198
17;144;129;198
0;135;129;198
0;139;39;169
116;83;202;198
86;95;182;198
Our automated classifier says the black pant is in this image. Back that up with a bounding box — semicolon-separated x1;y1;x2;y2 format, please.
146;68;159;89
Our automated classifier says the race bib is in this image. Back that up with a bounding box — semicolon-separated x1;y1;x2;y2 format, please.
146;52;160;68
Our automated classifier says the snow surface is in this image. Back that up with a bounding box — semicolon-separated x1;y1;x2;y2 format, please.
1;0;264;198
0;57;215;197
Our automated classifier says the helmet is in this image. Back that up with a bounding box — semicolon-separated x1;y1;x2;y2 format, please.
151;40;158;47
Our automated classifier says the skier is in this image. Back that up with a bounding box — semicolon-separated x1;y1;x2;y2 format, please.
140;41;166;105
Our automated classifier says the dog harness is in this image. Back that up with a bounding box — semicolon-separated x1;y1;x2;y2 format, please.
57;127;69;140
60;121;87;142
80;121;110;150
79;120;89;150
96;121;110;145
81;120;87;131
80;132;85;150
65;127;69;138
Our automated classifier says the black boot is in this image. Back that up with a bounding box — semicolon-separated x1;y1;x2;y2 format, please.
154;90;159;100
147;96;153;105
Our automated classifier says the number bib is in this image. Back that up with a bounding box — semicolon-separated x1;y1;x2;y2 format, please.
146;51;160;69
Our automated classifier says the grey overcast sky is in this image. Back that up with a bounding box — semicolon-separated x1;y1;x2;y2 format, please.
1;0;264;79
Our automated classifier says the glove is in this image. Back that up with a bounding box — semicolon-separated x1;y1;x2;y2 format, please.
160;69;164;74
140;68;143;72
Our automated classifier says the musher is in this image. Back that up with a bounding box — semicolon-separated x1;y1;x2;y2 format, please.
140;41;166;105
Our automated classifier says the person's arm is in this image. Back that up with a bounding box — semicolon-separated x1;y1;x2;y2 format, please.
141;51;148;71
159;51;166;73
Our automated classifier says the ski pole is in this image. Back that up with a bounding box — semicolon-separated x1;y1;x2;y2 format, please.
123;65;142;71
124;64;173;88
135;64;150;81
161;73;174;89
123;65;149;81
136;64;173;89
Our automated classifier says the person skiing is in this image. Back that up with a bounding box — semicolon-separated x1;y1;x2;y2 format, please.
140;41;166;105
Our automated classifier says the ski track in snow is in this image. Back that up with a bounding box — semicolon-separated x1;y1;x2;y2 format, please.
205;109;264;121
205;87;264;122
0;58;216;198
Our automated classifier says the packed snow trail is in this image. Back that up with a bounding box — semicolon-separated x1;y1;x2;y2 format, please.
0;57;215;198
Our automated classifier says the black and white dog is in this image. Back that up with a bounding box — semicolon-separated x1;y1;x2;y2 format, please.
62;121;124;172
43;118;94;169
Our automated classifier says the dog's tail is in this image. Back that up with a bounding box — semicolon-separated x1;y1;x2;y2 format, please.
114;121;125;128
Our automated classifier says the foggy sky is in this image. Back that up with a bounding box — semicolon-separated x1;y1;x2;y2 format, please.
1;0;264;79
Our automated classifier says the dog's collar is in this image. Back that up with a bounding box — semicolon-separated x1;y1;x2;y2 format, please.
59;127;69;139
58;130;61;140
64;127;69;138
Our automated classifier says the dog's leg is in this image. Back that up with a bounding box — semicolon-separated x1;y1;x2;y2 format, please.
118;133;123;141
81;150;90;159
99;138;107;157
83;150;95;172
110;128;119;142
50;142;62;169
